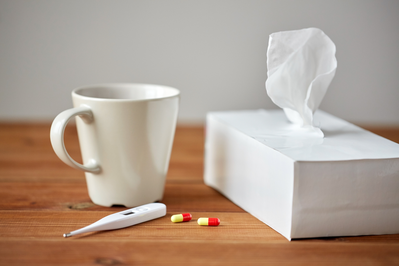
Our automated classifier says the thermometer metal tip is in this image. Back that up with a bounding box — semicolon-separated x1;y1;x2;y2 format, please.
62;203;166;238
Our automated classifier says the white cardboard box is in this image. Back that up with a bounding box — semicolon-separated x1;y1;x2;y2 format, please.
204;109;399;240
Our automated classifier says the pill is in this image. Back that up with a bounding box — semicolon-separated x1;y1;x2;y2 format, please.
197;217;220;226
171;213;192;223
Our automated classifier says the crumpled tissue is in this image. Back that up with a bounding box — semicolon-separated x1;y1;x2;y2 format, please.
265;27;337;137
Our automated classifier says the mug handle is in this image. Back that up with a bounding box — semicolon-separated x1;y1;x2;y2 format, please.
50;105;101;173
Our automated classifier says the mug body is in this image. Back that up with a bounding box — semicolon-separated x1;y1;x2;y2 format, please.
72;83;179;207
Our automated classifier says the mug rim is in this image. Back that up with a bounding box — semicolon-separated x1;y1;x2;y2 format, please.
72;83;180;102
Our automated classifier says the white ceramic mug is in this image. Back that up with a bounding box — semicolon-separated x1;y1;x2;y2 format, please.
50;83;180;207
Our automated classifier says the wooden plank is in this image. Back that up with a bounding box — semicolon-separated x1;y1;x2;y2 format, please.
0;124;205;182
0;211;282;240
0;240;398;266
1;210;398;242
0;182;243;212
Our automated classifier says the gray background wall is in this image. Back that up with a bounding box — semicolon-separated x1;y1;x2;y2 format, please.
1;0;398;125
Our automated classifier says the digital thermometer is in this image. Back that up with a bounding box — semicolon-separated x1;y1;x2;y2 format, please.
63;203;166;238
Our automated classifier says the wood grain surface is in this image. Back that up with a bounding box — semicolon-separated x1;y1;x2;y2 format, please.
0;123;398;265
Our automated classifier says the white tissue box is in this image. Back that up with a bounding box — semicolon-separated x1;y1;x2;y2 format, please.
204;109;399;240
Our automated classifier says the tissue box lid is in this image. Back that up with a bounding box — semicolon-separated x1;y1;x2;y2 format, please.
210;109;399;161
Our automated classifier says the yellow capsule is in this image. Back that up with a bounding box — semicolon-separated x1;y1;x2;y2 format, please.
171;213;192;223
197;217;220;226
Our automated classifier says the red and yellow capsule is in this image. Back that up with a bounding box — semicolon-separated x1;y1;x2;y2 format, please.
171;213;192;223
197;217;220;226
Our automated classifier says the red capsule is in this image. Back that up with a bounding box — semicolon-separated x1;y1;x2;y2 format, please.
171;213;192;223
197;217;220;226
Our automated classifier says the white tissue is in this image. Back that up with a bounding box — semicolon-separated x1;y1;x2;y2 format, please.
265;28;337;138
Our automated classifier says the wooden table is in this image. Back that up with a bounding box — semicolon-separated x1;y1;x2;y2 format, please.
1;123;398;265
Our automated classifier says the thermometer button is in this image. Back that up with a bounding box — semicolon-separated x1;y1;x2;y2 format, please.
135;208;149;212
